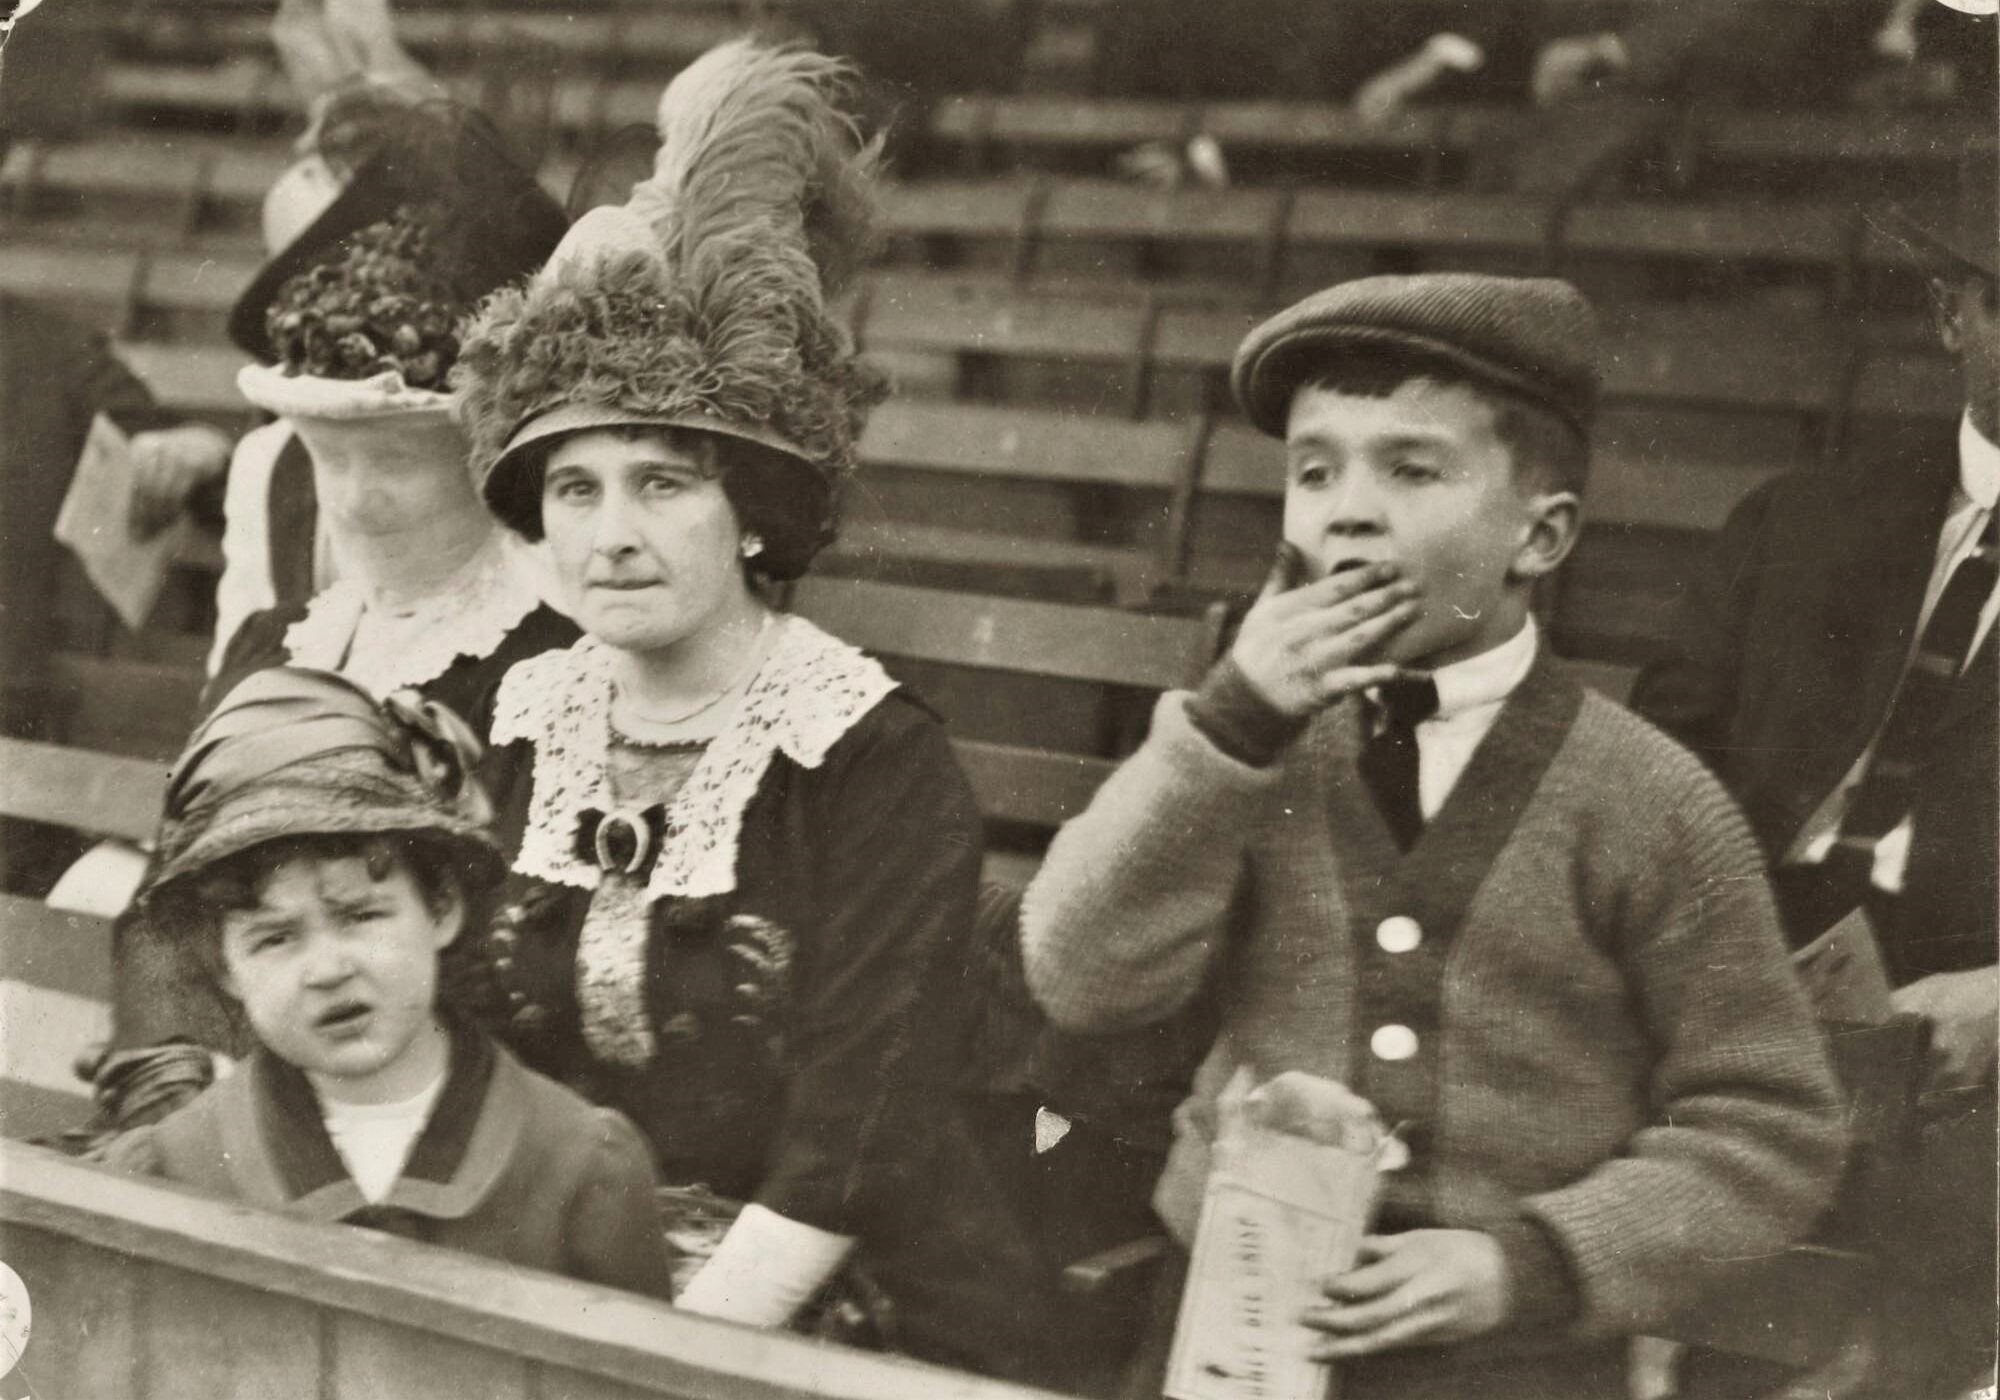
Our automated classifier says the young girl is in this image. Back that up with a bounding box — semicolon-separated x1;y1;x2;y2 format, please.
104;668;674;1300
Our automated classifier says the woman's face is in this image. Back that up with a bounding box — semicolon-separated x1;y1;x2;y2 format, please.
541;429;752;656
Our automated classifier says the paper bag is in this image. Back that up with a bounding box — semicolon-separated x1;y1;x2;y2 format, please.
52;413;194;631
1792;905;1893;1025
1165;1070;1387;1400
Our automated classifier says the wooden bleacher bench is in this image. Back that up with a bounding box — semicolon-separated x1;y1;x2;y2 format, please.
0;735;168;1140
2;1141;1065;1399
789;575;1226;886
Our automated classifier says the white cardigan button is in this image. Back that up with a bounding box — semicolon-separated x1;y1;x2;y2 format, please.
1376;916;1422;953
1371;1024;1419;1061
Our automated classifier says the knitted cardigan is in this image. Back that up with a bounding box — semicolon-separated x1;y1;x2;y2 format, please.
1021;651;1845;1395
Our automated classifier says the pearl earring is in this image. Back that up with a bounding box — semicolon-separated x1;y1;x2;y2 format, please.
741;534;765;559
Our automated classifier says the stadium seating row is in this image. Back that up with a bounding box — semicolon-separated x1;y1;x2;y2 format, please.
78;54;1992;188
5;136;1955;324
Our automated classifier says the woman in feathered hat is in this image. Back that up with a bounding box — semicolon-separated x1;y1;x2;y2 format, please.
449;40;991;1352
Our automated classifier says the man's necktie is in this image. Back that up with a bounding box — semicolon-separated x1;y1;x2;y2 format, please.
1358;675;1440;852
1813;512;1998;919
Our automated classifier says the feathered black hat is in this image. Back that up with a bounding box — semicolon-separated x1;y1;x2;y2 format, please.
450;40;885;579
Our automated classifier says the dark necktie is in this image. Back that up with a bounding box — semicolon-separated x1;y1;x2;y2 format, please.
1358;675;1440;853
1809;512;1997;925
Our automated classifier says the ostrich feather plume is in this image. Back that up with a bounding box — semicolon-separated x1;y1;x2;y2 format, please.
452;39;885;540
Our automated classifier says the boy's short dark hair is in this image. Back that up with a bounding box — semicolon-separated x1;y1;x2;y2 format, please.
1302;347;1591;497
167;830;494;983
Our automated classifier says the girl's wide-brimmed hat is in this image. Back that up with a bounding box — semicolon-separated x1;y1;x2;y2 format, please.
450;40;886;578
228;105;568;365
143;668;503;908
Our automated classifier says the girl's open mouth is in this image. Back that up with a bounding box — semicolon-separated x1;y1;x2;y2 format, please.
316;1002;372;1034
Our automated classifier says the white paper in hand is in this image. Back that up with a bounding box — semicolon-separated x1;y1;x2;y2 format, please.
1166;1069;1386;1400
53;413;193;630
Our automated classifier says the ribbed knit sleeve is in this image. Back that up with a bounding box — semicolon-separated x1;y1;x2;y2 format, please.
1021;692;1283;1032
1519;702;1847;1337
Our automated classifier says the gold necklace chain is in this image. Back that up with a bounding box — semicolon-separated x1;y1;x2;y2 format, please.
615;613;775;728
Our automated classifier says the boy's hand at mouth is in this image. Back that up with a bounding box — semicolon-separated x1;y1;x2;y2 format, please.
1230;548;1421;719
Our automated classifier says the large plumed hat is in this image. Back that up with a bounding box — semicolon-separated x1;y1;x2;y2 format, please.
143;668;502;908
451;40;886;578
1233;273;1600;439
228;104;568;365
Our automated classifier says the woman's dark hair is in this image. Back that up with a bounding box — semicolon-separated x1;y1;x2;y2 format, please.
499;424;836;582
165;830;495;985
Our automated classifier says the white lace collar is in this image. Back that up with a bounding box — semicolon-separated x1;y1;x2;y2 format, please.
491;616;897;902
284;533;545;697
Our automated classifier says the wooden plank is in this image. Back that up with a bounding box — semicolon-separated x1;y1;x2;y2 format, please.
114;341;248;419
1199;422;1281;498
1;1143;1065;1400
0;1078;95;1144
1566;658;1637;704
1038;182;1283;243
0;1224;142;1394
830;520;1140;588
955;740;1115;829
1562;200;1851;266
143;250;259;313
1848;351;1961;420
0;737;168;839
0;894;112;1003
789;578;1214;691
1598;328;1842;414
879;181;1039;240
331;1313;531;1400
146;1259;328;1399
0;245;140;307
1151;307;1259;370
47;651;206;760
858;401;1192;491
1289;189;1554;254
1704;109;1991;167
861;281;1145;363
1198;101;1454;155
981;97;1184;149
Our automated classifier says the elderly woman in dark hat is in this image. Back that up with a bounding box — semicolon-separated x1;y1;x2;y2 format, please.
110;101;577;1077
448;40;996;1360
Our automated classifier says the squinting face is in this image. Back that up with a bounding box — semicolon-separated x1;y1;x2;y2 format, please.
220;854;460;1103
1283;380;1545;668
542;429;752;657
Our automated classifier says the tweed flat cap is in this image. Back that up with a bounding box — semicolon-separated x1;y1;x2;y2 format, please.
1232;273;1599;438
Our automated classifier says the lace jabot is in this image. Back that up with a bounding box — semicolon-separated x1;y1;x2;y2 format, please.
490;617;898;902
283;534;546;697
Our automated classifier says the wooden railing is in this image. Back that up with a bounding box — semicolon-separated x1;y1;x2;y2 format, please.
0;1140;1063;1400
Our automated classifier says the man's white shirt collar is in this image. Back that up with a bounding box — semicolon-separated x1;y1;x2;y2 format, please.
1959;413;1999;513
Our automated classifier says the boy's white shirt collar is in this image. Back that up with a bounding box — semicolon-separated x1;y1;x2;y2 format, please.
1423;614;1540;722
1370;616;1539;820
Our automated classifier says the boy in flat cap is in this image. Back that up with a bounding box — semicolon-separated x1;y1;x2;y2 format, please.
1020;272;1845;1399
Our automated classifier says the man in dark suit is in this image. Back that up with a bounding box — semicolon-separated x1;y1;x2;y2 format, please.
1630;163;1996;1398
